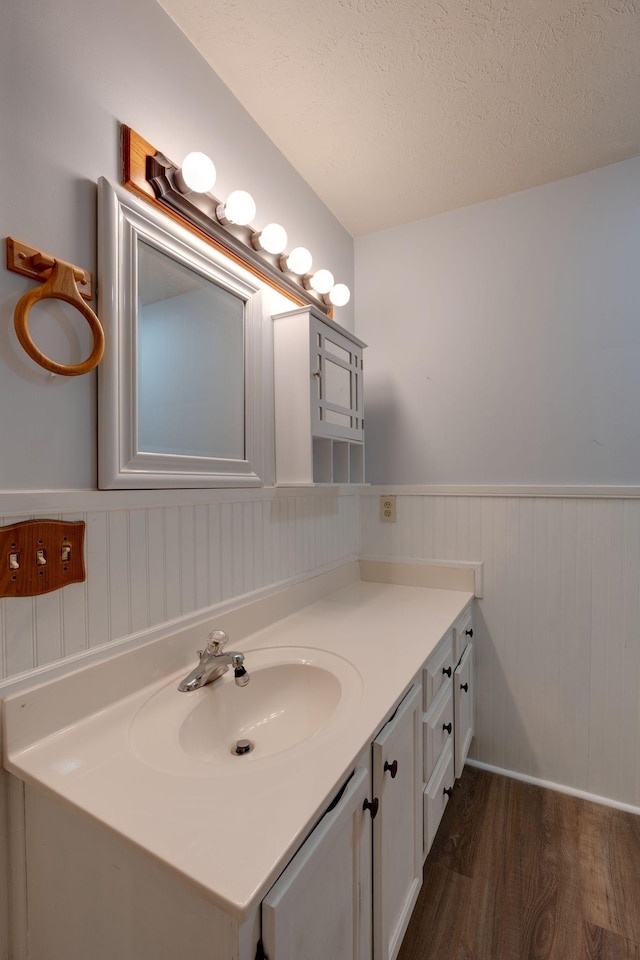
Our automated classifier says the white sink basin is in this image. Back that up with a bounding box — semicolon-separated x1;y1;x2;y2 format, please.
129;646;363;776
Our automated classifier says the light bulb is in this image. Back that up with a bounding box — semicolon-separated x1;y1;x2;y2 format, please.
309;269;334;295
216;190;256;226
175;152;216;194
252;223;288;255
283;246;313;275
329;283;351;307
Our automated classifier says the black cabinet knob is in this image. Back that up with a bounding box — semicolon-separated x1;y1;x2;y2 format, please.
442;722;452;735
442;666;452;677
384;759;398;779
465;628;473;637
443;786;453;799
363;797;379;819
460;682;469;692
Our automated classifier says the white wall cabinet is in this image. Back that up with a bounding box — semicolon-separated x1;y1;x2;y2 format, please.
273;307;366;484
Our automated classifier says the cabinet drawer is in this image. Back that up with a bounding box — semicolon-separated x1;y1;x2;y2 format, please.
453;606;473;665
423;685;454;784
422;630;454;711
423;742;455;859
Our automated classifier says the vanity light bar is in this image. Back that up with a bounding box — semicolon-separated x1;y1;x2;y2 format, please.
169;149;350;309
174;152;217;194
252;223;288;255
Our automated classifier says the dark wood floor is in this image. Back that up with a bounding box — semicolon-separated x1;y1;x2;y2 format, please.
398;767;640;960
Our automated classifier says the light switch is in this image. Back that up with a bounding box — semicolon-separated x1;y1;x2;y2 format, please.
0;519;85;598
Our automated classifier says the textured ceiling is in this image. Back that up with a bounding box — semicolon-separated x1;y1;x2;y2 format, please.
158;0;640;236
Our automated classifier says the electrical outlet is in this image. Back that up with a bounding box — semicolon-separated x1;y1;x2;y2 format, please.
380;495;397;523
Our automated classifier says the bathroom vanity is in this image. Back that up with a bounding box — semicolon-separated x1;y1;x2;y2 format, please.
1;573;474;960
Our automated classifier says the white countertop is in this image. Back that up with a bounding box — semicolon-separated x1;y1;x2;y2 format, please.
2;579;472;920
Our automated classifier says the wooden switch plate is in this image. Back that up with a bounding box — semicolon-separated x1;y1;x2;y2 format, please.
0;520;86;598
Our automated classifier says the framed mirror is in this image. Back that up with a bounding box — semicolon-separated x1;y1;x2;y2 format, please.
98;178;267;488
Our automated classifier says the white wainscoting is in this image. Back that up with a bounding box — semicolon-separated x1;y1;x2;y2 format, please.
361;489;640;810
0;489;360;682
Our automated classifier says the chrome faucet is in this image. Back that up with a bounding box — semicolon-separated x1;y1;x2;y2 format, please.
178;630;250;693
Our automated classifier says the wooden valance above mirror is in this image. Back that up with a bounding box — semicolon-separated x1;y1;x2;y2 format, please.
121;125;332;319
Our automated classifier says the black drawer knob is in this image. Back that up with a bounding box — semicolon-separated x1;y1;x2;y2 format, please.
465;628;473;637
443;786;454;799
363;797;379;819
442;722;452;735
460;682;469;692
384;759;398;779
442;666;452;677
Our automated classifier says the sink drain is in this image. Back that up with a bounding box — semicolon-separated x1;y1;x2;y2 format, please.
232;738;254;756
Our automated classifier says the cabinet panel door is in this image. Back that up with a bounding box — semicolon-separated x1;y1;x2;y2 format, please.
422;631;454;711
309;316;364;443
423;741;455;857
261;765;371;960
453;606;473;665
372;685;422;960
454;642;474;779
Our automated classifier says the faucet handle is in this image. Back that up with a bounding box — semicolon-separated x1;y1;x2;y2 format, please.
205;629;228;655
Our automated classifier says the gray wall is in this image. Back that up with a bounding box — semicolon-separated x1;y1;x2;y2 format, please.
355;157;640;485
0;0;354;491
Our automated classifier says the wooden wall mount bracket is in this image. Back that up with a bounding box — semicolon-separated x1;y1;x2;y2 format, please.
6;237;105;376
0;519;86;598
7;237;94;299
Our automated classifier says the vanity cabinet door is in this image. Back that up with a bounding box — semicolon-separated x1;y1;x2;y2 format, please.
372;685;422;960
454;642;474;779
261;765;372;960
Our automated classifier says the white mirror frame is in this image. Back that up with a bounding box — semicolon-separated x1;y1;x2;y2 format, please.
98;178;266;489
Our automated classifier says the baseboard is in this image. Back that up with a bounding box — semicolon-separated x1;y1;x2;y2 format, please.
466;758;640;816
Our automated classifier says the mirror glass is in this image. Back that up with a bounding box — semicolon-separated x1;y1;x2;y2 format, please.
137;241;245;460
98;178;268;489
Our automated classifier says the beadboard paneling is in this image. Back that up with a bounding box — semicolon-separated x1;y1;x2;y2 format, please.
361;492;640;808
0;491;360;682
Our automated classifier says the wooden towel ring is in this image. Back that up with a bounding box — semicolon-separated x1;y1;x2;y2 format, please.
13;258;105;376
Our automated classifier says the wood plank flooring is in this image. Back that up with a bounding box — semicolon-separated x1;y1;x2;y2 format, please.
397;767;640;960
